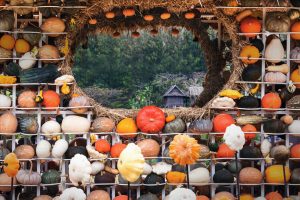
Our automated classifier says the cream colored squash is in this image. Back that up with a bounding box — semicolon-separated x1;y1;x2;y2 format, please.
16;161;41;185
288;120;300;133
58;187;86;200
36;140;51;158
189;167;210;184
52;139;68;158
91;161;105;175
68;154;92;186
166;188;196;200
0;94;11;108
41;120;61;138
61;115;91;133
265;37;285;63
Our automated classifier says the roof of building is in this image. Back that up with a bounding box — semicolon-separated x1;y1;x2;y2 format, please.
163;85;189;97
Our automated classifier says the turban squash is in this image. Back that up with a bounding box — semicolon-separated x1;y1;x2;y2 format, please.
136;106;165;133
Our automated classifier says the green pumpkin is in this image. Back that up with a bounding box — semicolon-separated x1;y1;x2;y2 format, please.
144;173;165;194
226;160;242;173
42;170;60;184
237;96;260;108
138;193;159;200
263;119;285;133
242;64;262;81
19;116;39;134
4;62;21;76
162;148;174;164
22;26;42;46
213;169;234;183
163;118;186;133
240;146;261;158
188;119;212;133
65;146;88;159
0;147;10;160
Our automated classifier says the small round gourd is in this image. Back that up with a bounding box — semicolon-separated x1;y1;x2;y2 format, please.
41;120;61;137
144;173;165;194
239;167;262;184
189;167;210;184
288;120;300;133
61;115;91;133
265;12;290;32
166;171;185;183
69;96;90;114
16;161;41;185
0;111;18;134
137;139;160;157
14;145;35;159
265;165;291;183
19;116;38;134
163;118;186;133
264;72;286;83
87;190;110;200
91;117;115;132
41;17;65;37
52;139;68;158
36;140;51;158
18;90;37;108
0;94;11;108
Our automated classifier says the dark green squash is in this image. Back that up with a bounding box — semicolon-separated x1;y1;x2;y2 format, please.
22;25;42;46
0;11;14;31
65;146;88;159
237;96;260;108
19;116;38;134
138;193;159;200
226;160;242;173
20;65;59;83
188;119;212;133
4;62;21;76
240;146;261;158
0;146;10;160
213;169;234;183
94;172;115;185
250;39;264;52
263;119;285;133
242;64;262;81
144;173;165;194
291;168;300;183
41;169;60;196
280;88;295;103
163;118;186;133
215;163;225;171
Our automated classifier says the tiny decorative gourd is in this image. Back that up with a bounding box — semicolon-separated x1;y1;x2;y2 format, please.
265;36;285;64
166;171;186;184
36;140;51;158
16;161;41;185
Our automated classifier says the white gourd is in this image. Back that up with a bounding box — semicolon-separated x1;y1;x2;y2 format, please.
68;154;92;186
58;187;86;200
152;162;172;175
41;120;61;137
211;97;235;108
91;161;105;175
36;140;51;158
0;94;11;108
166;188;196;200
142;163;152;175
265;37;285;63
52;139;68;158
16;164;41;185
61;115;91;133
189;167;210;184
288;120;300;133
19;51;37;69
261;139;272;157
264;72;287;83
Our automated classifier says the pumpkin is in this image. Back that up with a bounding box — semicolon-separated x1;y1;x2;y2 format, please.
163;118;186;133
111;143;127;158
144;173;165;194
0;173;17;192
213;169;234;183
9;0;33;15
290;144;300;159
41;90;60;108
222;0;238;16
237;96;260;108
227;160;242;173
184;12;195;19
165;114;176;122
265;12;290;32
114;195;129;200
15;39;30;54
137;139;160;157
91;117;114;133
265;192;283;200
94;172;115;184
240;45;260;64
0;111;17;134
95;139;111;153
19;116;38;134
18;90;37;108
16;161;41;185
69;95;90;114
169;134;200;165
264;72;286;83
240;17;261;38
0;47;12;63
261;92;281;110
242;64;262;81
123;8;135;17
136;106;165;133
197;196;210;200
241;124;257;140
240;146;261;158
14;145;35;159
291;69;300;88
144;14;154;21
0;94;11;108
3;153;19;177
117;143;145;182
41;17;66;37
211;97;235;108
61;115;91;133
263;119;285;133
270;145;289;164
22;25;41;46
0;11;14;31
160;12;171;20
216;143;235;158
39;45;60;64
52;139;68;158
265;36;285;63
105;11;115;19
189;167;210;184
41;120;61;137
212;192;235;200
0;34;15;50
33;195;52;200
36;140;51;158
291;168;300;183
239;167;262;184
213;113;235;133
116;118;137;138
42;169;60;184
291;47;300;64
188;119;213;133
281;115;293;125
291;21;300;40
265;165;291;183
167;188;196;200
288;120;300;133
166;171;185;183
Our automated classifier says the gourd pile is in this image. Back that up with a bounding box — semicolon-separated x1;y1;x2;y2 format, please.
1;0;300;199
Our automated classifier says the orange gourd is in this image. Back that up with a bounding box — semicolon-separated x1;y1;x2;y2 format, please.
261;92;281;110
166;114;176;122
15;39;30;54
290;69;300;88
216;143;235;158
116;118;138;138
169;134;200;165
88;19;97;25
240;16;261;38
265;191;283;200
291;21;300;40
42;90;60;108
110;143;127;158
222;0;238;16
241;124;257;140
265;165;291;183
184;12;195;19
161;12;171;20
95;139;111;153
240;45;260;64
144;15;154;21
166;171;186;183
123;8;135;17
240;194;254;200
0;34;15;50
290;144;300;158
3;153;19;177
197;196;210;200
114;195;129;200
213;113;235;133
105;12;115;19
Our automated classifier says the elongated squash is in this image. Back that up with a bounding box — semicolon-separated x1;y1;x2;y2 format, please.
20;65;59;83
61;115;91;133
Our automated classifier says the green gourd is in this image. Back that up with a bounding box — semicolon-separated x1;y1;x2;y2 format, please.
19;116;39;134
4;62;21;76
163;118;186;133
20;65;59;83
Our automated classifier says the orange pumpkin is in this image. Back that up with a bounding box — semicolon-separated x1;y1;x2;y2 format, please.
240;16;261;38
110;143;127;158
216;143;235;158
261;92;281;110
240;194;254;200
291;21;300;40
144;15;154;21
240;45;260;64
3;153;19;177
184;12;195;19
197;196;210;200
161;12;171;20
114;195;129;200
265;191;283;200
0;34;15;50
166;171;186;183
123;8;135;17
166;114;176;122
213;113;235;133
42;90;60;108
265;165;291;183
241;124;257;141
222;0;238;16
18;90;37;108
15;39;30;54
290;144;300;159
136;106;165;134
95;139;111;153
105;12;115;19
88;19;97;25
116;118;138;138
290;69;300;88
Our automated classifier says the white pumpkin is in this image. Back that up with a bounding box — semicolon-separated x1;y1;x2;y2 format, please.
61;115;91;133
288;120;300;133
68;154;92;186
52;139;68;158
16;161;42;185
291;47;300;64
166;188;196;200
264;72;287;83
211;97;235;108
152;162;172;175
142;163;153;175
265;37;285;63
41;120;61;137
91;161;105;175
0;94;11;108
58;187;86;200
189;167;210;184
36;140;51;158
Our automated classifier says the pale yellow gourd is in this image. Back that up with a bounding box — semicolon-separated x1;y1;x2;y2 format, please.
265;37;285;63
266;64;289;74
117;143;145;183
